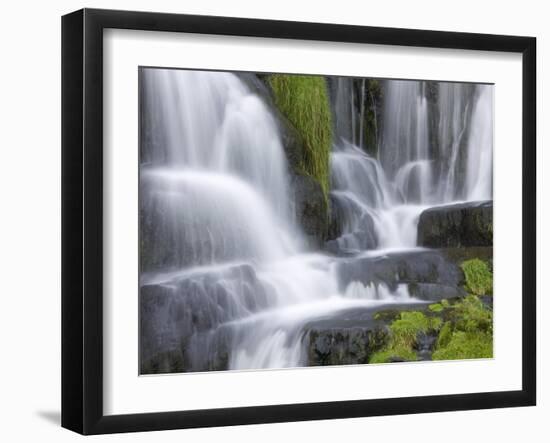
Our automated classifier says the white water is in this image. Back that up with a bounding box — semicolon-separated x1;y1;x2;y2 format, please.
329;79;493;253
140;69;413;371
465;86;494;200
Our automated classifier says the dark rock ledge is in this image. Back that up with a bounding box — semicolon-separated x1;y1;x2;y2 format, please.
417;200;493;248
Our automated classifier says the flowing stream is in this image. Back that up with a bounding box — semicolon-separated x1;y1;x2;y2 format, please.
140;69;493;371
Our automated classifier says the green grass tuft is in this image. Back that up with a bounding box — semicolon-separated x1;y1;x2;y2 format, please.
432;295;493;360
369;344;417;364
368;294;493;364
461;258;493;296
437;321;453;348
453;295;493;334
268;74;332;199
390;311;439;348
369;311;440;364
432;331;493;360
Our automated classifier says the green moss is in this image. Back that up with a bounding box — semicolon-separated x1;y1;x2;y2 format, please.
432;331;493;360
429;303;444;313
369;311;440;364
373;309;401;322
432;295;493;361
268;74;332;199
430;317;443;330
461;258;493;296
453;295;493;334
369;293;493;364
390;311;440;347
369;344;417;364
437;321;453;348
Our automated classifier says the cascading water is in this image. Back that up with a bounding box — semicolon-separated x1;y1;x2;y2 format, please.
140;69;414;372
465;86;494;200
329;78;493;254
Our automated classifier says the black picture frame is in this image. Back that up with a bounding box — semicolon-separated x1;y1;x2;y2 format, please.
62;8;537;435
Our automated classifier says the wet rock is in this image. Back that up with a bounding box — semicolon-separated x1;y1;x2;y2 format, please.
415;331;437;361
139;201;177;274
417;201;493;248
303;304;427;366
139;263;270;373
141;348;186;375
291;173;328;248
280;123;305;173
408;282;466;301
307;325;389;366
325;195;378;254
441;246;493;266
336;249;465;294
327;194;344;241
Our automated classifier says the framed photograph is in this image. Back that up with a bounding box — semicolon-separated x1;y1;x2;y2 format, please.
62;8;536;434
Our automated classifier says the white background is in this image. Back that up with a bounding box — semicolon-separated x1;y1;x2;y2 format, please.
0;0;546;441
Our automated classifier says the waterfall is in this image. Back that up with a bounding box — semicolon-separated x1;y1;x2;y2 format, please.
140;69;414;372
329;78;493;253
465;86;494;200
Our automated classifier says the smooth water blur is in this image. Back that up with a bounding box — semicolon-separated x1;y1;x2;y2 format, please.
140;69;416;371
329;79;493;254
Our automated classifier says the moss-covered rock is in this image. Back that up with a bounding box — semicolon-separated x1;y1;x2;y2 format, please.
452;295;493;333
461;259;493;296
368;290;493;364
390;311;435;347
369;311;441;364
268;74;332;200
432;295;493;360
429;302;444;313
369;344;417;364
432;331;493;360
437;321;453;348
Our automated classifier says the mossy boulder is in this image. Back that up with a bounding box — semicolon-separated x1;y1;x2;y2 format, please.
461;259;493;296
368;289;493;364
432;295;493;361
417;200;493;248
369;311;441;364
433;331;492;360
